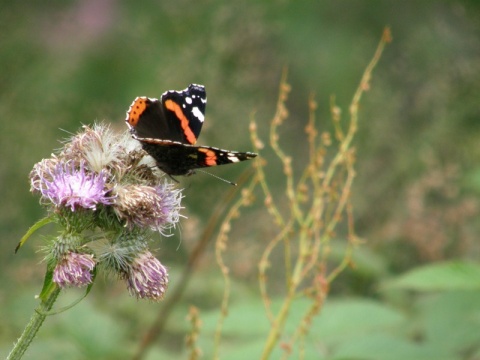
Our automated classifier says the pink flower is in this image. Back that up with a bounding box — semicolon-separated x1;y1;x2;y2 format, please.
31;161;114;211
53;252;96;288
124;251;168;301
113;182;182;234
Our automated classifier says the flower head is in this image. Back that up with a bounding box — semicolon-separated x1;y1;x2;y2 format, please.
123;251;168;301
113;181;182;234
53;252;96;288
61;124;140;175
31;161;115;211
92;231;148;274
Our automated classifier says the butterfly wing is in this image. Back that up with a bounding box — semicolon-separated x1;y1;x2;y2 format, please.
160;84;206;145
125;84;206;144
140;139;257;176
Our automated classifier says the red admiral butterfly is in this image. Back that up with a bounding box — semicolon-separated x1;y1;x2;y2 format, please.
125;84;257;178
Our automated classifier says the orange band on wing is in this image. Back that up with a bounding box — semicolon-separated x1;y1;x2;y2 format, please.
164;99;197;144
127;98;148;127
198;148;218;166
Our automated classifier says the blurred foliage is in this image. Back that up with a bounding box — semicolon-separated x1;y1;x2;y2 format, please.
2;0;480;359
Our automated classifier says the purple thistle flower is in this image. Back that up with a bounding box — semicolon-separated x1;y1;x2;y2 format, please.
113;182;182;234
31;161;115;211
53;252;96;288
154;182;183;226
124;251;169;301
30;157;59;194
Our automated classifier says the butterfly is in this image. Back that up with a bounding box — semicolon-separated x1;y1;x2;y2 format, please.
125;84;257;179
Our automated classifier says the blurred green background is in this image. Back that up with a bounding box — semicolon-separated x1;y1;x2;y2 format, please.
2;1;480;359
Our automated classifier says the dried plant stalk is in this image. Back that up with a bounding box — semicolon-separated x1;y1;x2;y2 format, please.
212;28;391;359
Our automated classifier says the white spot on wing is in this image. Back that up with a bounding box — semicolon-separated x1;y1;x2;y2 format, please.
192;107;205;122
185;97;192;104
227;154;240;162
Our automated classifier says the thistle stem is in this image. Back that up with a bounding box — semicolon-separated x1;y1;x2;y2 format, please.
7;286;61;360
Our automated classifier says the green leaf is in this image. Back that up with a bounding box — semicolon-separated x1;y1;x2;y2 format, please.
384;261;480;292
419;290;480;354
333;333;458;360
15;216;54;253
464;166;480;193
313;298;406;344
330;240;388;278
38;266;57;303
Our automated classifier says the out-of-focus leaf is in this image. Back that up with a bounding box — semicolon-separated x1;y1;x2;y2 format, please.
313;298;406;344
330;241;388;278
385;261;480;291
464;166;480;193
332;333;458;360
198;297;407;359
55;295;128;359
419;290;480;354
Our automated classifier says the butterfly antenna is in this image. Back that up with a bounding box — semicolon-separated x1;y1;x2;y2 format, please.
196;169;237;186
167;174;180;183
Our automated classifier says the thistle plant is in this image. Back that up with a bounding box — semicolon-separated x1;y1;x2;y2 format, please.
8;123;183;360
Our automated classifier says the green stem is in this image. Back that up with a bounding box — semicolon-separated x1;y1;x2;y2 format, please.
261;232;309;359
7;286;61;360
260;288;295;360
